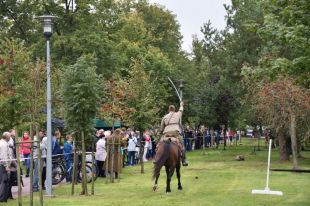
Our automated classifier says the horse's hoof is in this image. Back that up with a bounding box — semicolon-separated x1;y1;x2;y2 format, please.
153;186;158;192
178;186;183;190
166;189;171;193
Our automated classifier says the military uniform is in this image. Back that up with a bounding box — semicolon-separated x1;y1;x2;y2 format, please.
160;105;188;166
105;129;125;177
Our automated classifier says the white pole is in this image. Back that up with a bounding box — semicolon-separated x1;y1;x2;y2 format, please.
265;139;272;190
252;139;283;195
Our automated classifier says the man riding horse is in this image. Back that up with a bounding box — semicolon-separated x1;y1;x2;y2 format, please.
160;101;188;166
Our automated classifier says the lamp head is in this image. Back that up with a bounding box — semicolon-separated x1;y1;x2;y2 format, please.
38;15;57;39
179;79;185;90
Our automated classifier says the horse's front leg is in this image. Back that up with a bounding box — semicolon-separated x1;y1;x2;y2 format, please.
153;172;160;192
153;164;162;191
176;162;182;190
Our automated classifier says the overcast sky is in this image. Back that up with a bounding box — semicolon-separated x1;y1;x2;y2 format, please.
148;0;231;52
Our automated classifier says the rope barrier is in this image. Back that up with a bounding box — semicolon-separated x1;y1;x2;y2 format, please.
0;151;96;163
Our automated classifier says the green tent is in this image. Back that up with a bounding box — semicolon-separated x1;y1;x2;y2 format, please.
94;119;121;129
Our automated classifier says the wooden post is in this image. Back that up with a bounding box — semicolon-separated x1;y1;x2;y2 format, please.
117;138;121;183
16;142;22;206
81;131;88;195
105;142;109;184
110;136;115;183
29;140;34;206
71;141;77;195
139;141;144;174
37;126;43;206
91;143;95;195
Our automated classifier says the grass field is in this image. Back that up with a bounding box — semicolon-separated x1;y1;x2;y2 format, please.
3;138;310;206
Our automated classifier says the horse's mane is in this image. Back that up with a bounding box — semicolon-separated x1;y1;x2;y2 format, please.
153;140;171;179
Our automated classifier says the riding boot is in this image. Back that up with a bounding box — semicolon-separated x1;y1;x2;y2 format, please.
181;150;188;166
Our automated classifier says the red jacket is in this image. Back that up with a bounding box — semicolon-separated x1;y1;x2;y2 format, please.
19;137;31;155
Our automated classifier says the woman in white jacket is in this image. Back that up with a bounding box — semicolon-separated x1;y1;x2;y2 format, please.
127;132;137;166
95;135;107;177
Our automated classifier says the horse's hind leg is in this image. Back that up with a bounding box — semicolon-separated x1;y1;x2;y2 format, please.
166;166;175;193
176;163;182;190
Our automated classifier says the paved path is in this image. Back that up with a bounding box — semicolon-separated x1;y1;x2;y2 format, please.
12;176;63;198
12;176;31;197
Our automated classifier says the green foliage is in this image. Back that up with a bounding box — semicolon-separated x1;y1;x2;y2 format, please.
61;55;101;135
249;0;310;86
127;58;165;130
0;0;188;133
0;38;46;130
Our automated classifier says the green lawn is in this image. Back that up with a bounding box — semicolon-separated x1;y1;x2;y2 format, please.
4;139;310;206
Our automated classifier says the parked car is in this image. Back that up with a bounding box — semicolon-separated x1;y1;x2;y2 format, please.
246;129;253;137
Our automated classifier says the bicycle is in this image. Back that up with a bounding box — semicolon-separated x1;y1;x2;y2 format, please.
52;154;98;185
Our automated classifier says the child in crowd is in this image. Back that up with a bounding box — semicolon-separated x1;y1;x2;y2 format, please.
64;134;73;182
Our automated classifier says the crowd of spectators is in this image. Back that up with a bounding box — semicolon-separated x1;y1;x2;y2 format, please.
1;125;241;202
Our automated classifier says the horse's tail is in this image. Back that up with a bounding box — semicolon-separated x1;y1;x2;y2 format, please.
153;140;170;180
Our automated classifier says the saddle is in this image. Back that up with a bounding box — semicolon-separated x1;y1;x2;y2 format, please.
158;131;183;152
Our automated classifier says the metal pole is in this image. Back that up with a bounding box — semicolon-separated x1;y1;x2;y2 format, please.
46;39;53;196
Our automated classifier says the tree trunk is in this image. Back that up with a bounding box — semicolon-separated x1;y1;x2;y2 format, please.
139;131;144;174
290;113;299;169
91;143;95;195
80;131;88;195
223;125;227;150
278;131;290;161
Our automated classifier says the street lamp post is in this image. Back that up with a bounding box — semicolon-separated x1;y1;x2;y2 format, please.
38;15;56;197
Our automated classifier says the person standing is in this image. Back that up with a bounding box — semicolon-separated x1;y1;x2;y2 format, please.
95;134;107;177
63;135;73;182
33;130;47;192
38;130;47;190
8;129;16;158
143;131;151;162
0;132;11;202
19;131;31;177
127;132;137;166
52;130;63;157
7;130;17;199
184;126;193;151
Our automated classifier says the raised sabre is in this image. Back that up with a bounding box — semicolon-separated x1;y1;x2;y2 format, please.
167;77;182;102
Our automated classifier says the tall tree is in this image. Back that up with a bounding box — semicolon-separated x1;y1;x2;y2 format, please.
61;55;101;195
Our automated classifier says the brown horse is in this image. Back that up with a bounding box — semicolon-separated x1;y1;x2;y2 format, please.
153;138;182;193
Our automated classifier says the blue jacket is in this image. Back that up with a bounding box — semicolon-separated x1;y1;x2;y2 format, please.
63;141;73;161
52;137;63;156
